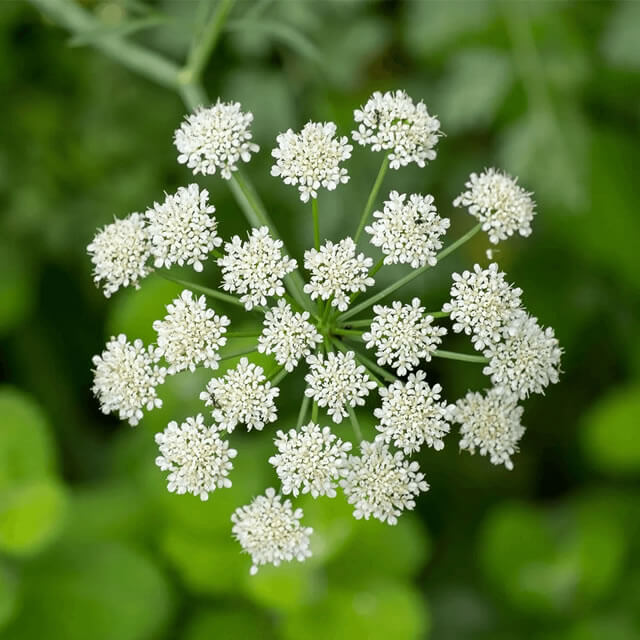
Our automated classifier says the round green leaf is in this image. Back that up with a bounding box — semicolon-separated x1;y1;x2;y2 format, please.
0;481;67;556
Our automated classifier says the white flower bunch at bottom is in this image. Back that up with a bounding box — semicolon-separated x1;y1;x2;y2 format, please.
453;388;525;471
271;121;353;202
153;289;229;374
231;488;313;575
454;168;536;244
92;334;165;426
155;414;237;500
366;191;450;268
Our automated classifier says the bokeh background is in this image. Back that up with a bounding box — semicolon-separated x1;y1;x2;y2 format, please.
1;0;639;638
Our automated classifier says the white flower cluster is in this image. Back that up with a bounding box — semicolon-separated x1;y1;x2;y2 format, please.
269;423;352;498
353;90;441;169
305;351;377;423
454;168;536;244
366;191;450;268
218;226;297;310
88;213;151;298
153;289;229;374
258;300;322;372
155;414;237;500
443;263;523;351
231;488;313;575
375;371;453;454
452;388;525;470
483;312;562;399
363;298;447;376
92;334;165;426
271;121;352;202
303;237;374;311
174;101;259;179
146;184;221;272
200;358;279;432
341;441;429;525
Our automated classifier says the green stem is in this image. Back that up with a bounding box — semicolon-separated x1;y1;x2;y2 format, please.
427;311;450;318
29;0;181;90
220;346;257;361
297;395;310;427
339;223;481;322
270;367;288;386
330;337;384;387
157;273;252;310
184;0;236;81
369;257;385;277
350;346;396;383
179;81;208;111
226;331;260;338
311;401;318;422
432;349;489;364
311;198;320;250
354;155;389;243
333;328;362;337
228;171;312;313
347;406;363;443
343;319;372;328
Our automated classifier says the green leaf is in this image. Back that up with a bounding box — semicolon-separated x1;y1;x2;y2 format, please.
0;481;67;556
581;384;640;474
0;542;173;640
0;387;56;492
282;582;429;640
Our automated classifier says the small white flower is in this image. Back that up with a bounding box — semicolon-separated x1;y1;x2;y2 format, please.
454;168;536;244
363;298;447;376
442;263;523;351
145;184;221;272
303;237;374;311
155;414;237;500
305;351;377;424
87;213;151;298
365;191;450;268
153;289;229;374
269;422;352;498
92;334;165;426
218;226;297;310
452;388;525;470
174;101;259;179
258;300;322;372
200;357;279;432
374;371;453;454
483;313;562;399
271;121;353;202
340;440;429;525
231;487;313;575
352;90;441;169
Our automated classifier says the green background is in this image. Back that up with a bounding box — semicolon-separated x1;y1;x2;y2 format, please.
1;0;639;638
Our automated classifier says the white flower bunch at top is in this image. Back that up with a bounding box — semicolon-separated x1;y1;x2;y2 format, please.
200;357;279;432
153;289;229;374
218;226;297;310
305;351;377;423
88;213;151;298
146;184;221;272
155;414;237;500
231;488;313;575
174;100;259;178
454;168;536;244
353;90;442;169
363;298;447;376
453;388;525;470
341;440;429;525
482;313;562;399
443;263;523;351
90;90;560;576
258;300;322;372
366;191;450;268
303;237;374;311
92;334;165;426
269;422;352;498
271;121;353;202
375;371;453;454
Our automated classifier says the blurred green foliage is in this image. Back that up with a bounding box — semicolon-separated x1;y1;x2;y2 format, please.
1;0;639;638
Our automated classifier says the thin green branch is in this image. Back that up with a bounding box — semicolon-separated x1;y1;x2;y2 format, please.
297;394;310;427
347;406;363;443
311;401;318;423
432;350;489;364
330;337;384;387
270;367;288;386
157;273;254;310
338;223;482;322
311;198;320;250
354;155;389;243
333;328;362;337
220;346;257;361
226;330;260;338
